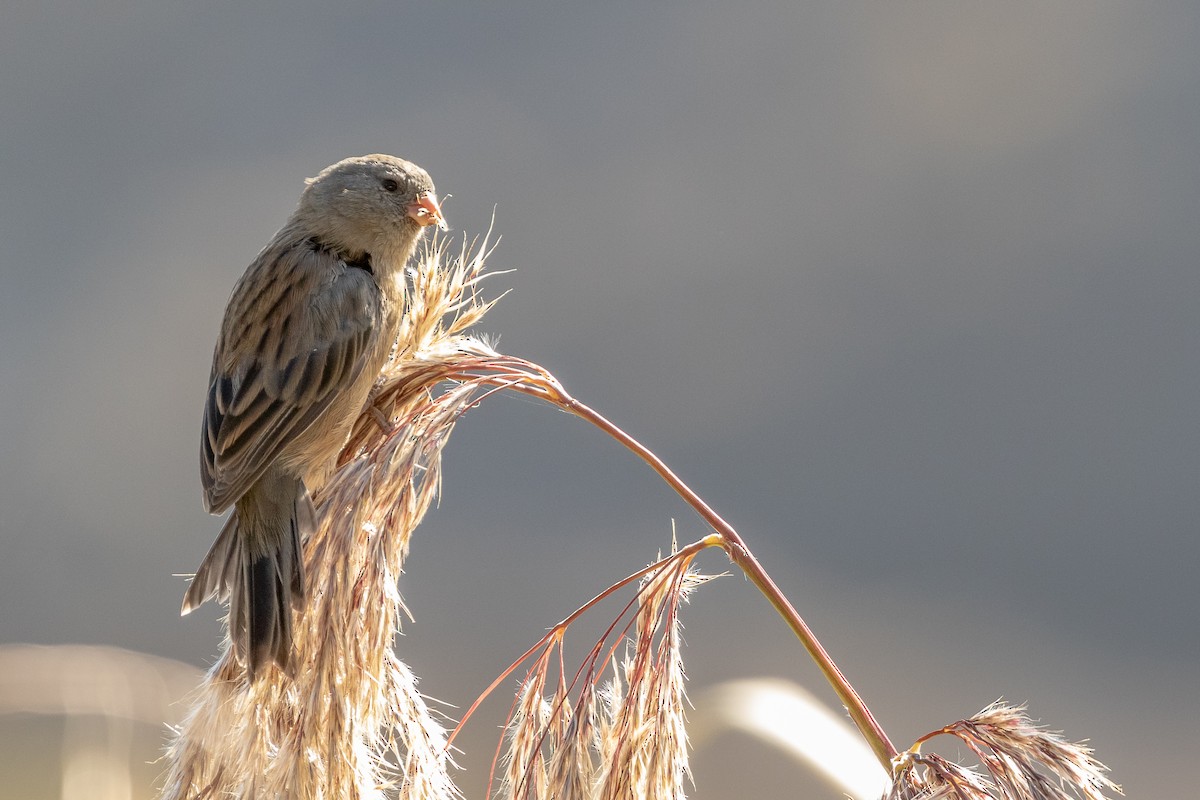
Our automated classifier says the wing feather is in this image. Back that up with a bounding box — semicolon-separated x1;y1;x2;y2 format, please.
201;241;381;512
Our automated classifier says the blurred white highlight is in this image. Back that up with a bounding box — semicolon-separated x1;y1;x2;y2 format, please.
0;644;201;800
691;678;890;800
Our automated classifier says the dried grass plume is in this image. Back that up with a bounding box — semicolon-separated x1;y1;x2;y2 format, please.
483;546;709;800
161;230;500;800
888;702;1121;800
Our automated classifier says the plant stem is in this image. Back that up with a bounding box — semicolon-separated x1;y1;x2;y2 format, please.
535;385;900;771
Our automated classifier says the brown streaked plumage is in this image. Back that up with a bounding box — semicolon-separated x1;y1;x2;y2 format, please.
182;154;446;679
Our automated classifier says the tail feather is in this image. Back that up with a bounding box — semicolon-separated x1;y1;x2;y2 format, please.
182;483;316;679
181;513;240;613
246;550;293;674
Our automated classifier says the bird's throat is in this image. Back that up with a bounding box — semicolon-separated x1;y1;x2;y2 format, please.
307;236;373;275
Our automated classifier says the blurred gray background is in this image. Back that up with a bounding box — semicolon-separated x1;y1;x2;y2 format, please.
1;2;1196;797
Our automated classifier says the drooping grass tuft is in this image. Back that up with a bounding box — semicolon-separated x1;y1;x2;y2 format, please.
473;546;710;800
888;702;1122;800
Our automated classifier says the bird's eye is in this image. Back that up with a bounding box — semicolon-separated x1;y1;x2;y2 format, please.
382;179;399;193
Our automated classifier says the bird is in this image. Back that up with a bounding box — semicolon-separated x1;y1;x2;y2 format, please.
181;154;446;679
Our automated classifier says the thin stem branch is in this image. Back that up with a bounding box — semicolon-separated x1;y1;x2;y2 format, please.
442;358;898;769
508;380;900;771
446;537;713;752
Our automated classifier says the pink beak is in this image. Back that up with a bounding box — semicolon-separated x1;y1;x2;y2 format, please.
407;192;447;230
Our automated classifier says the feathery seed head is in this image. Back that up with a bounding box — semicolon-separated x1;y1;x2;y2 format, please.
888;702;1121;800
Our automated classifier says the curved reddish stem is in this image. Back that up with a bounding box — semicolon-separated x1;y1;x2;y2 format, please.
443;358;899;770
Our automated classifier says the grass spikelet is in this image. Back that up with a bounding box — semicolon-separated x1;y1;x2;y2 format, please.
888;702;1122;800
160;231;497;800
592;561;699;800
544;676;599;800
498;673;552;800
471;545;710;800
384;660;460;800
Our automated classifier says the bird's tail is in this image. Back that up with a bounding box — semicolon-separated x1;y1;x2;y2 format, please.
182;484;315;679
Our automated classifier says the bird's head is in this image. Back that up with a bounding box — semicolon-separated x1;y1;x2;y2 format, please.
297;154;447;263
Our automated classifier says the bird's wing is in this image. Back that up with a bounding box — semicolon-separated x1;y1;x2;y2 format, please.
201;240;382;512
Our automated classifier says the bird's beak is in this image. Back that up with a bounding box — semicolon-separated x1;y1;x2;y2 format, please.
407;192;448;231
